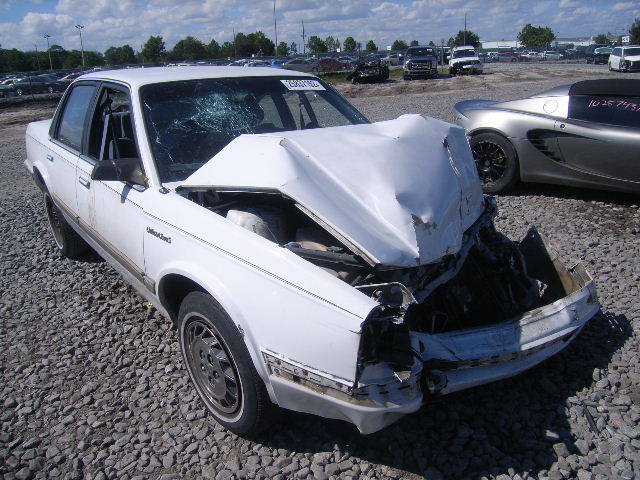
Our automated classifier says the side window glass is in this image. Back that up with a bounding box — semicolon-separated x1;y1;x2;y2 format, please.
88;87;139;161
57;85;96;151
569;95;640;128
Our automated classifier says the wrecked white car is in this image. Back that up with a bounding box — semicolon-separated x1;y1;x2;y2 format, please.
25;67;599;436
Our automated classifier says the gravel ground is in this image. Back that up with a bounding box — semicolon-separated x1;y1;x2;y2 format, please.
1;64;639;480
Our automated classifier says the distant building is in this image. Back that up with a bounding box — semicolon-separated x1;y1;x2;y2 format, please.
556;36;591;47
481;40;521;50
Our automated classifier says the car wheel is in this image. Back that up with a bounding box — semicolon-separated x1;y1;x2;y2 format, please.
44;192;88;258
608;63;613;71
511;58;517;63
178;291;277;437
47;86;54;94
16;88;23;96
469;133;519;193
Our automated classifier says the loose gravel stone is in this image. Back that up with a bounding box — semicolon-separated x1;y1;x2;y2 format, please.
2;63;639;480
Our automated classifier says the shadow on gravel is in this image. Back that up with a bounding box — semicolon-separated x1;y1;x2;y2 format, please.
261;310;631;479
500;182;639;207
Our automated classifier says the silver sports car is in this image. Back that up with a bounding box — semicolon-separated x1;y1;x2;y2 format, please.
453;79;640;193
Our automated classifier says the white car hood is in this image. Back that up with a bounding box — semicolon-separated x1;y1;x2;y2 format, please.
450;56;480;65
181;114;484;267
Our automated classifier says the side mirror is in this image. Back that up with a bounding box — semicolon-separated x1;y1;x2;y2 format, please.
91;158;147;187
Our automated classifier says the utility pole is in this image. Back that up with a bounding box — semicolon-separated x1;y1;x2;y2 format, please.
75;24;85;67
464;12;467;45
301;20;306;55
273;0;278;55
44;34;53;70
35;43;41;70
233;27;237;58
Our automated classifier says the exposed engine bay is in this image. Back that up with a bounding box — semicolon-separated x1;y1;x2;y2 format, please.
184;189;567;337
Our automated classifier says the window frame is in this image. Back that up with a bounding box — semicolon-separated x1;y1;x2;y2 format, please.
84;82;141;165
50;80;100;155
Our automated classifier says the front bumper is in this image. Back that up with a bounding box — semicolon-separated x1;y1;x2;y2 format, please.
404;63;437;77
265;243;597;434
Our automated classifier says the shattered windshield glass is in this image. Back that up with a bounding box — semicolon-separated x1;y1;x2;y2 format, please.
453;49;476;58
140;76;369;182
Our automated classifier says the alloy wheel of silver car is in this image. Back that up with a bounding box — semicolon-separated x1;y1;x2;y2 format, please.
469;133;519;193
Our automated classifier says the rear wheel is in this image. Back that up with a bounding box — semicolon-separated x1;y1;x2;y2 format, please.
44;192;88;258
16;88;23;96
469;133;519;193
178;292;277;437
47;86;54;94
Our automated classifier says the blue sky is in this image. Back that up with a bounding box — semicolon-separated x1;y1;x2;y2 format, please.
0;0;637;53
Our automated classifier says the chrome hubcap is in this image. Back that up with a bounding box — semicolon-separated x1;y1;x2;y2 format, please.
185;319;240;415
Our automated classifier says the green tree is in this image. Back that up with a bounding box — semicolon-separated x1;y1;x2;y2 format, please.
428;40;435;46
171;36;208;60
0;48;32;72
366;40;377;51
247;31;274;55
307;36;327;53
220;41;235;58
594;33;609;44
208;39;221;58
343;36;357;53
104;44;136;65
630;17;640;44
449;30;480;47
325;36;336;52
517;24;555;48
391;40;408;51
290;41;297;55
141;35;165;63
84;51;104;68
409;39;419;46
62;50;83;69
276;41;289;56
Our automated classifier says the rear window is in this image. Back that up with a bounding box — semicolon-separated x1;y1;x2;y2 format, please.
568;95;640;128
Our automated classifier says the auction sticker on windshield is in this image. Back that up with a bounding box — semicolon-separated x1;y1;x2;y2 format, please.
281;79;325;90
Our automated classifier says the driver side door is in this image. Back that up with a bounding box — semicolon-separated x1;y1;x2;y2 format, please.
76;82;148;280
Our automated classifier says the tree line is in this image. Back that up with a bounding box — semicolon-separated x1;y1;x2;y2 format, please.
2;18;638;73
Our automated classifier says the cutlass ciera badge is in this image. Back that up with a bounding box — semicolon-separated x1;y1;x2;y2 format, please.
146;227;171;244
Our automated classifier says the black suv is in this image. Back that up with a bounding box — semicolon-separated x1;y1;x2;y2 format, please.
402;46;438;80
585;44;607;64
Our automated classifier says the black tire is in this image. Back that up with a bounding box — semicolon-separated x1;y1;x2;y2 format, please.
178;291;277;437
47;86;54;94
511;58;517;63
469;133;519;193
16;88;23;96
44;192;89;258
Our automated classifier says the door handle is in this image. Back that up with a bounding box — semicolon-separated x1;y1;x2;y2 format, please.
78;177;91;189
46;154;54;162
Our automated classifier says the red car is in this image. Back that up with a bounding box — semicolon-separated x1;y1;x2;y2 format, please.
316;57;348;71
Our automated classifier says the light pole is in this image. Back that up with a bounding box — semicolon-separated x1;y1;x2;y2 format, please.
75;24;85;67
35;43;41;70
43;34;53;70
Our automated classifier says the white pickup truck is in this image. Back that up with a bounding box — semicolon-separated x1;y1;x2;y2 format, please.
25;66;599;436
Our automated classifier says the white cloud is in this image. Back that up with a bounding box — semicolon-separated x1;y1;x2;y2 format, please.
612;2;635;11
558;0;579;7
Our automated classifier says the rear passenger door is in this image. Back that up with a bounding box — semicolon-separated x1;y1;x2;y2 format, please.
46;82;98;217
76;82;147;279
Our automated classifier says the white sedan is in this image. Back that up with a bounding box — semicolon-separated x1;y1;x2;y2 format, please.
25;66;598;436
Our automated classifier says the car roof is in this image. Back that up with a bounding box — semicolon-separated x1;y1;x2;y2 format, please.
569;79;640;97
79;66;313;89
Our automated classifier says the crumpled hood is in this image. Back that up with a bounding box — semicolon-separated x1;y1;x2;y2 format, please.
623;54;640;62
181;114;485;267
451;56;480;64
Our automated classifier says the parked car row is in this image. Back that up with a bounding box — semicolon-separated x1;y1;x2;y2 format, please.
0;70;85;98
